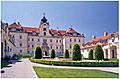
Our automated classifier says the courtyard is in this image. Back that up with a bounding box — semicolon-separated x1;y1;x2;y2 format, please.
1;58;119;78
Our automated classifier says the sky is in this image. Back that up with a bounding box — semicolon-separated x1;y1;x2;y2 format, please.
1;1;118;42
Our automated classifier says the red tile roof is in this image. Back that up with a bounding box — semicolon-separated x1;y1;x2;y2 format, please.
49;29;66;36
9;22;22;29
81;32;119;49
23;27;40;33
66;28;77;33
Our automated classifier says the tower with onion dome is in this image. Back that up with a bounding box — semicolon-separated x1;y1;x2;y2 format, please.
39;13;50;36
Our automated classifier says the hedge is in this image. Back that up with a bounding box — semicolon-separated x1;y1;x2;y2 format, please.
29;58;118;67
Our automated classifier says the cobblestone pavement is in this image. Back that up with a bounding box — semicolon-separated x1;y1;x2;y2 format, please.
31;61;119;73
1;59;37;78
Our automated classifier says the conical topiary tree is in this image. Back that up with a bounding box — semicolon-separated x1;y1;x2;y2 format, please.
64;49;69;58
88;49;93;60
94;45;104;61
72;44;81;61
51;49;55;59
34;46;42;59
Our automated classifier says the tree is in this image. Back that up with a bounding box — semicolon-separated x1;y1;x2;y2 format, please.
34;46;42;59
51;49;55;58
72;44;81;61
88;49;93;60
94;45;104;61
64;49;69;58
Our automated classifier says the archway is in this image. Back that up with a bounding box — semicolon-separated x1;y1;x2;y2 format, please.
110;45;117;58
41;39;49;56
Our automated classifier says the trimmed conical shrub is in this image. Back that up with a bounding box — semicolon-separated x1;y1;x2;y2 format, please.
72;44;81;61
88;49;93;60
51;49;55;59
94;45;104;61
64;49;69;58
34;46;42;59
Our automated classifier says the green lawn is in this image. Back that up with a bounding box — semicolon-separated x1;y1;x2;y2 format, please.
33;66;118;78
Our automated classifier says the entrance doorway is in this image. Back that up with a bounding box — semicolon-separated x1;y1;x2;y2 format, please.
110;45;117;58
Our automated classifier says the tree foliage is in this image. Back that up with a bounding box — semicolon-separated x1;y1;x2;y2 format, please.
94;45;104;61
64;49;69;58
88;49;93;60
51;49;55;59
34;46;42;59
72;44;81;61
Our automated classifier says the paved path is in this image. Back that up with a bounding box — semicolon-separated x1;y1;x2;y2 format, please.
31;61;119;73
1;59;37;78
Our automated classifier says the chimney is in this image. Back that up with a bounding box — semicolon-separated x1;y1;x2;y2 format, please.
104;32;108;36
18;22;21;26
92;35;96;39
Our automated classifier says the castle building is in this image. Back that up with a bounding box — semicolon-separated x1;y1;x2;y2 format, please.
81;32;119;59
1;15;85;58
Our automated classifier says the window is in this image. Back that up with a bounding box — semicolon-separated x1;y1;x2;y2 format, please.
20;43;22;47
50;39;52;42
38;39;40;42
43;28;46;31
28;51;30;53
10;49;12;52
59;40;61;43
70;45;72;49
56;40;58;43
32;45;34;48
44;32;46;36
11;28;16;32
60;46;61;49
70;39;72;42
51;46;52;49
28;38;30;41
79;39;81;42
13;35;14;38
32;38;34;41
20;35;22;39
44;24;46;26
87;49;89;52
82;50;84;52
74;39;76;42
56;46;58;49
20;50;22;53
28;45;30;47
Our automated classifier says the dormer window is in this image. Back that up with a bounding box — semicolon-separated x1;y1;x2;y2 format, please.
73;33;77;36
11;28;16;32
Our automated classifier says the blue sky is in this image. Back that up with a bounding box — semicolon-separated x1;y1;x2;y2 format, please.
1;1;118;42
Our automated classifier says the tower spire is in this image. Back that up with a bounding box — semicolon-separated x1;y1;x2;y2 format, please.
41;13;47;23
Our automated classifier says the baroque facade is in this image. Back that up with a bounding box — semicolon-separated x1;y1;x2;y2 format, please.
1;15;85;58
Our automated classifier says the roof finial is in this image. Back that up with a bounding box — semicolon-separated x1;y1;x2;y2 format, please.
43;13;45;16
70;25;73;29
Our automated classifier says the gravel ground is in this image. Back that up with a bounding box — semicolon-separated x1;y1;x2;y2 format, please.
1;59;37;78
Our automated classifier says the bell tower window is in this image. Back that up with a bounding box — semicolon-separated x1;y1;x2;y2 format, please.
44;24;46;26
43;28;46;31
44;32;46;36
